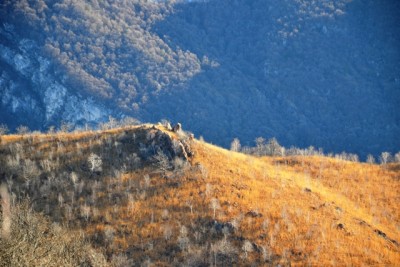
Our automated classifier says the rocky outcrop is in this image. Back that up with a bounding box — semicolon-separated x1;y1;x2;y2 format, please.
172;123;182;133
165;122;172;131
120;125;194;163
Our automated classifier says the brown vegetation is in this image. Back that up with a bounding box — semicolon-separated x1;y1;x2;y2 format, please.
0;201;107;267
0;125;399;266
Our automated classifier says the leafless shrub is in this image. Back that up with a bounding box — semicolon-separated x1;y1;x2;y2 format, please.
395;152;400;163
261;245;272;262
88;153;102;172
16;125;30;135
211;238;238;265
0;184;11;239
111;253;134;267
59;121;73;133
242;240;253;259
21;159;40;184
163;224;173;241
70;172;79;187
161;209;169;221
173;157;189;177
0;124;8;135
6;155;20;173
178;226;190;252
152;150;172;177
80;203;91;221
143;174;150;188
205;183;213;197
120;117;140;127
8;143;24;157
0;202;108;266
195;163;208;180
126;153;141;169
47;126;56;134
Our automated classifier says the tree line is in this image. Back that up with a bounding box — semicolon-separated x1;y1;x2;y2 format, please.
231;137;400;164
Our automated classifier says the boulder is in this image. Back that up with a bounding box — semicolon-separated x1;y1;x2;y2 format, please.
189;133;194;140
172;123;182;133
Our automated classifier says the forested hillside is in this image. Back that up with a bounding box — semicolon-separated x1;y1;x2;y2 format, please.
0;0;399;158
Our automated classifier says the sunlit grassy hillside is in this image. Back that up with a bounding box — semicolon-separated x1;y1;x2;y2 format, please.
0;125;399;266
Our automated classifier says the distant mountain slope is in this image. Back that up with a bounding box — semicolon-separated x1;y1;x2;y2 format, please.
145;0;400;157
0;125;399;265
0;0;399;157
0;0;200;128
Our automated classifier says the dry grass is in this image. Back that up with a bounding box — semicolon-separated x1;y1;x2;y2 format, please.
0;125;399;266
0;201;108;267
190;141;400;265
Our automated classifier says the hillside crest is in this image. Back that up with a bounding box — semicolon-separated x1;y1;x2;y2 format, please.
0;124;399;265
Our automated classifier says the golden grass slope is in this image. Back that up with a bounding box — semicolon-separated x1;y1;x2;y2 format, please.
191;140;400;265
0;125;399;266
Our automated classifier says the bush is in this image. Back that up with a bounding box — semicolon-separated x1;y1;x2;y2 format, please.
0;202;108;267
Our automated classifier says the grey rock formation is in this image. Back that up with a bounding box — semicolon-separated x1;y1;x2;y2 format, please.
126;126;193;162
172;123;182;133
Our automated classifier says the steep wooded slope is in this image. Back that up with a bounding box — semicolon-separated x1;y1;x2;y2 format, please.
0;0;399;157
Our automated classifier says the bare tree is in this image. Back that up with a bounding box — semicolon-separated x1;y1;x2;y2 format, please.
186;199;194;214
88;153;102;172
47;125;56;134
120;116;140;127
266;137;283;156
152;150;171;178
348;154;359;162
379;152;391;165
177;225;190;252
163;224;172;241
60;121;72;133
70;172;79;189
210;198;220;219
16;125;30;135
80;203;91;221
21;159;40;185
394;152;400;163
205;183;213;197
255;137;265;156
0;184;11;239
173;157;189;177
0;124;9;135
0;124;8;144
366;154;375;164
127;194;135;216
58;193;64;207
230;138;241;152
143;174;151;189
108;115;118;129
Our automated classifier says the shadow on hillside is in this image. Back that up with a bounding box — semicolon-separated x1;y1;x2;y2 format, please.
387;163;400;174
145;0;400;158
